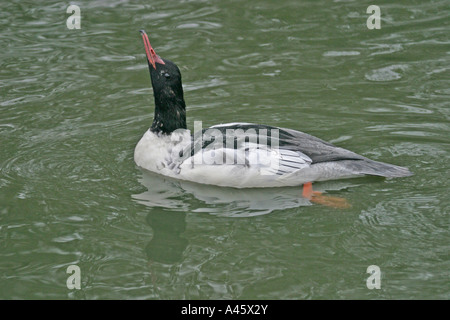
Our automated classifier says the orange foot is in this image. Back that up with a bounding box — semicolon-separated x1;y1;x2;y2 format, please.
302;182;351;209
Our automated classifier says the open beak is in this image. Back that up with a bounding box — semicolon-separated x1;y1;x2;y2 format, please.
140;30;165;69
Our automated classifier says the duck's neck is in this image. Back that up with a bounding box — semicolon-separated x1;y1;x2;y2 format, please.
150;89;187;135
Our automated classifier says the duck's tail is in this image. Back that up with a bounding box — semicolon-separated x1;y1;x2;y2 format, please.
340;159;413;178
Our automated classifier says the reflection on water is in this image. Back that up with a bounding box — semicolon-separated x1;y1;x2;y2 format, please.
133;169;362;217
145;210;188;265
135;170;377;283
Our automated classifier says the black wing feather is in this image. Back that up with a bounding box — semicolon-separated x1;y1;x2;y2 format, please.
195;123;365;164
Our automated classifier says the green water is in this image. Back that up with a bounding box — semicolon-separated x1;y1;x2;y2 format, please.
1;0;449;299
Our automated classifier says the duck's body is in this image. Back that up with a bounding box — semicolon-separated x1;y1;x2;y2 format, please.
134;30;412;190
134;123;412;189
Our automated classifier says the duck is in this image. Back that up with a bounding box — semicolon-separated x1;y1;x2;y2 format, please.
134;30;412;206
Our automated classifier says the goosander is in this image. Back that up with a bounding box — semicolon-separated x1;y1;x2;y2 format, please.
134;30;412;199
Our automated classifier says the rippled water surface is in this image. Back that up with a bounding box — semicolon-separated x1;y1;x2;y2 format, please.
1;0;449;299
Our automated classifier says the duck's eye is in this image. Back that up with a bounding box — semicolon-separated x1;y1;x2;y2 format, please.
160;70;170;78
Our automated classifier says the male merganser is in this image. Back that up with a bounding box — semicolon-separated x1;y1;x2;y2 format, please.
134;30;412;205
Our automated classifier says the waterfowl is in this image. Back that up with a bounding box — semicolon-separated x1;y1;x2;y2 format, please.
134;30;412;206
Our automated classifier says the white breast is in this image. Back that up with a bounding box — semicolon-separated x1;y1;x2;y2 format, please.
134;129;192;177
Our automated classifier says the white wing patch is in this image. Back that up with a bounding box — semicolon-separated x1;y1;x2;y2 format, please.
178;143;311;177
210;122;254;128
265;148;312;175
